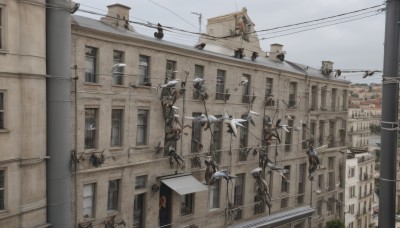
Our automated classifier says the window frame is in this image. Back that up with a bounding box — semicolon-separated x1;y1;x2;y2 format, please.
111;109;123;147
194;64;204;78
83;183;96;218
212;115;222;163
0;169;4;210
288;82;297;108
84;108;98;149
284;120;294;152
165;60;177;83
241;74;250;103
0;92;4;129
191;112;202;153
139;55;150;85
281;165;290;193
112;50;124;85
238;115;249;161
136;109;149;146
234;173;245;207
181;193;194;216
85;46;98;83
209;180;220;209
133;193;146;228
0;7;4;50
215;70;225;100
107;179;120;211
135;175;147;190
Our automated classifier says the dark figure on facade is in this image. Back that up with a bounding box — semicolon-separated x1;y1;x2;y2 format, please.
159;195;169;227
306;143;320;181
154;23;164;39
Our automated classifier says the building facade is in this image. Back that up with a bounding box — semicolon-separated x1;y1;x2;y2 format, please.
0;0;47;227
71;5;349;228
345;151;375;228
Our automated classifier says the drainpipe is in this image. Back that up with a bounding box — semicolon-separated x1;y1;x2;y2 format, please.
46;0;72;227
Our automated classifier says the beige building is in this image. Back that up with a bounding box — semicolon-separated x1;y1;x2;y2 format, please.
0;0;47;227
345;150;375;228
71;5;349;228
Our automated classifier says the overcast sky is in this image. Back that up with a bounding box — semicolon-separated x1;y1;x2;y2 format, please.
77;0;386;84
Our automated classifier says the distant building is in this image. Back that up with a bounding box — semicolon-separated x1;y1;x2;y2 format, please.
0;0;47;227
345;150;375;228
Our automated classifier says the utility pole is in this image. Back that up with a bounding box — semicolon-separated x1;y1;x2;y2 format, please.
46;0;73;227
191;12;202;34
379;1;400;228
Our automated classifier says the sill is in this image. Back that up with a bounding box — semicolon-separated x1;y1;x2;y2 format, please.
0;209;9;215
180;213;194;221
214;100;225;104
134;85;152;89
81;217;96;222
209;208;222;214
112;84;127;88
131;145;149;150
83;148;102;153
83;82;102;86
109;146;124;151
106;210;119;217
0;49;8;55
0;129;10;134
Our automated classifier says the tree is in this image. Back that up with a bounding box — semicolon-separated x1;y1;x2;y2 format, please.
326;219;345;228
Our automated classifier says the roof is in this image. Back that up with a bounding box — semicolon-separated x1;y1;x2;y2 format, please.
72;15;350;84
229;206;314;228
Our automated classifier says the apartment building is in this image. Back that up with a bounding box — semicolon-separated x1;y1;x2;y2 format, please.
0;0;47;227
345;151;375;228
71;4;349;228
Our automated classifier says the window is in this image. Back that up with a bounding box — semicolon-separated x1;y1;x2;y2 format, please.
165;60;177;83
0;8;3;49
111;109;123;146
317;200;323;216
212;115;222;163
133;193;145;228
348;167;355;178
242;74;250;103
83;183;96;218
349;186;356;198
239;115;248;161
321;87;327;109
181;194;193;215
288;82;297;108
112;51;124;85
328;157;335;170
85;46;98;83
85;108;98;149
328;121;336;147
194;64;204;78
327;197;334;214
328;171;335;191
0;93;3;129
107;179;120;211
136;110;148;145
284;120;294;152
349;204;354;214
331;89;337;111
281;165;290;192
0;170;4;210
318;121;325;146
234;174;245;207
310;121;316;139
265;77;273;96
209;180;220;209
298;163;306;204
234;174;244;220
135;175;147;190
317;174;324;191
191;112;202;153
139;55;150;85
216;70;225;100
280;197;288;208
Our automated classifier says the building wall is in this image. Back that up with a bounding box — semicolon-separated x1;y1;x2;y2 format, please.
71;9;349;228
0;0;47;227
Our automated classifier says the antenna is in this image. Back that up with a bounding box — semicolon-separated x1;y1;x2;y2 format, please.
191;12;202;34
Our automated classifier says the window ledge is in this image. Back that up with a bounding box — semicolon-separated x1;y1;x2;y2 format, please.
106;210;120;217
83;149;102;153
0;49;8;55
0;129;10;134
112;84;128;88
132;85;152;89
131;145;150;150
180;213;195;221
109;147;124;151
83;82;102;87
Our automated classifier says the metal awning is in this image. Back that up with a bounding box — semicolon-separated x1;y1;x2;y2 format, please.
229;206;314;228
160;174;208;195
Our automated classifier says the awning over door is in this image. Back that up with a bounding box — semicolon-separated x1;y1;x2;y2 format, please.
160;174;208;195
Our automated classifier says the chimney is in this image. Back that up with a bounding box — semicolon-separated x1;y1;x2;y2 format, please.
321;61;333;75
268;43;286;61
101;4;134;31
